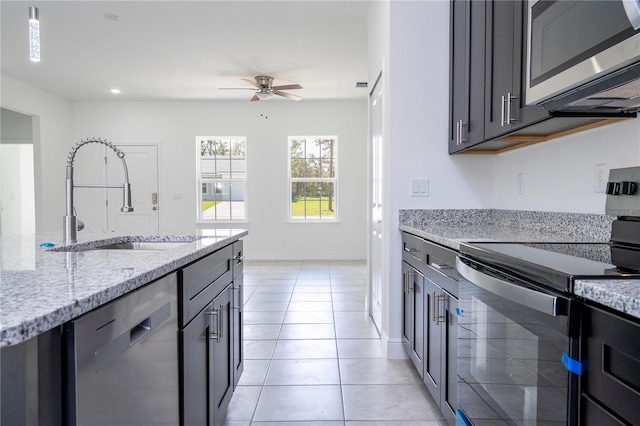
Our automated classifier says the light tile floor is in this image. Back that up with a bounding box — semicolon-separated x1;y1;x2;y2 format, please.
222;260;447;426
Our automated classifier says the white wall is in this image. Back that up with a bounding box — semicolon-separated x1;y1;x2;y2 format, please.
369;0;495;356
1;75;72;233
493;118;640;213
70;100;368;259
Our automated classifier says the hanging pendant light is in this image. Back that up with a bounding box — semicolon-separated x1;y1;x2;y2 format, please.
28;6;40;62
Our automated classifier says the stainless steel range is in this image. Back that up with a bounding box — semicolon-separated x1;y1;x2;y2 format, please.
454;167;640;426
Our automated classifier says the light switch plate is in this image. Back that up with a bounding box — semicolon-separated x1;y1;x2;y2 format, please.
410;178;429;197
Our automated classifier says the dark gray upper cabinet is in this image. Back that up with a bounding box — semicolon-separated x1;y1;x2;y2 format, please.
484;0;548;140
449;0;486;153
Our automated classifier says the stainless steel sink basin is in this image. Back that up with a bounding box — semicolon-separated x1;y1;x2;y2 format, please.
90;241;190;251
49;239;197;252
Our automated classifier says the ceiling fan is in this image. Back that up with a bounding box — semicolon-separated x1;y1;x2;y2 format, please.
219;75;303;101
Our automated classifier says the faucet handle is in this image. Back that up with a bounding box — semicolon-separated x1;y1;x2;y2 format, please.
77;219;85;231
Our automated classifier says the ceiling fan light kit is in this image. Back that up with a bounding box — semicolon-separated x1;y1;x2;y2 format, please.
220;75;303;101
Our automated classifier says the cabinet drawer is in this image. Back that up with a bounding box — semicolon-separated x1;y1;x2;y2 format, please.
402;233;426;270
179;245;233;327
583;305;640;425
232;240;244;279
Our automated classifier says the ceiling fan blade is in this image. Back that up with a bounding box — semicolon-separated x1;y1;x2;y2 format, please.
242;78;262;89
272;84;303;91
250;94;260;102
273;90;302;101
218;87;257;90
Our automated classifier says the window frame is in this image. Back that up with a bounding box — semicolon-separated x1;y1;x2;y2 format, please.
287;135;339;223
196;136;248;224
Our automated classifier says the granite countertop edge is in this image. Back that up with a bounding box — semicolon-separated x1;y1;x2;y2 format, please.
0;230;248;348
575;280;640;320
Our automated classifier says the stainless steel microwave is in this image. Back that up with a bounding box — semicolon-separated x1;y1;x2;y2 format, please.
526;0;640;113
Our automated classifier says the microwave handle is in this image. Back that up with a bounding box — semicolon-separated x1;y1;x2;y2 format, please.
623;0;640;30
456;257;564;317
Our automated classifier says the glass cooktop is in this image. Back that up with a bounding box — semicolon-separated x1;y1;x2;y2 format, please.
459;242;640;293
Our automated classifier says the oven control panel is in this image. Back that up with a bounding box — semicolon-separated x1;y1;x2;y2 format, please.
606;166;640;216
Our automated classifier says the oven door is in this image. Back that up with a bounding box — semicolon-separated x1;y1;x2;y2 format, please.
526;0;640;105
455;257;580;426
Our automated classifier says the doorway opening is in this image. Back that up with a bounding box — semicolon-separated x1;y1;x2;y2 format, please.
0;108;36;237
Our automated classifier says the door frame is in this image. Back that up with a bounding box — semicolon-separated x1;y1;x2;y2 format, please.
104;143;161;234
368;69;385;334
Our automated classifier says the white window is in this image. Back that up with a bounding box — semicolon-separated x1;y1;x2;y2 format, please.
288;136;337;221
196;137;247;222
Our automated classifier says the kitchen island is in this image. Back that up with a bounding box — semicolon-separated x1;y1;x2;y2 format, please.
0;228;247;425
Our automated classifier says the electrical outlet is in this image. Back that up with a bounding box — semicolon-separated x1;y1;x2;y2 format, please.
595;163;607;193
410;178;429;197
517;173;525;195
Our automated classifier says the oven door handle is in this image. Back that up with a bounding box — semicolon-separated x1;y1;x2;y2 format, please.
456;258;565;317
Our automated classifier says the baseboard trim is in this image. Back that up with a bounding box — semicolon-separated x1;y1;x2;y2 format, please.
381;332;407;359
246;251;366;261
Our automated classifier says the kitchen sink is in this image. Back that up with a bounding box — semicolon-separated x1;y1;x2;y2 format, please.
88;241;190;251
48;238;199;252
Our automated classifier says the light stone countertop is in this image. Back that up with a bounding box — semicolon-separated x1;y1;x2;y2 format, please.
399;209;640;321
0;229;247;347
574;279;640;320
399;209;613;250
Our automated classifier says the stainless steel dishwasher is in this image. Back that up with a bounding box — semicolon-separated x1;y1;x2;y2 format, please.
64;273;179;426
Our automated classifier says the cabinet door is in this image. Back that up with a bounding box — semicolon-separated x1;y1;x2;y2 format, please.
212;287;233;425
402;262;425;378
485;0;548;140
401;262;414;359
180;302;213;426
424;278;443;403
484;0;516;139
442;292;458;424
450;0;486;153
232;273;244;388
583;305;640;425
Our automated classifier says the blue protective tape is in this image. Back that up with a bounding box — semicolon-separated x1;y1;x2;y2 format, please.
39;242;55;248
456;409;473;426
562;352;582;376
455;307;464;317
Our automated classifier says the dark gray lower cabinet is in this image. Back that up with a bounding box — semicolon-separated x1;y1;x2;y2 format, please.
401;232;459;425
402;261;425;377
231;240;244;388
180;285;233;426
211;287;233;424
423;274;458;424
180;301;212;426
582;304;640;425
179;243;239;426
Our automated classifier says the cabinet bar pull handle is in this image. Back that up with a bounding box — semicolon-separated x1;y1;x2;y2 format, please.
404;271;408;293
432;291;438;323
407;270;414;292
500;95;506;127
460;121;467;143
507;92;518;123
206;309;219;341
404;247;419;253
218;304;224;341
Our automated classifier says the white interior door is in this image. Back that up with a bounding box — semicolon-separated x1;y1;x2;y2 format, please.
369;75;384;333
106;145;159;234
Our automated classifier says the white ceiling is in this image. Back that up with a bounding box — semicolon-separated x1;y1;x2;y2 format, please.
1;0;370;102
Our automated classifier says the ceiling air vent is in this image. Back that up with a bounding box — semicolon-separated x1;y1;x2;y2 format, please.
356;82;368;88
